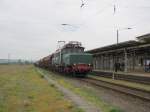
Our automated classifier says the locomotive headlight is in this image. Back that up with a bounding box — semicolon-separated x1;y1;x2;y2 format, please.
74;64;76;66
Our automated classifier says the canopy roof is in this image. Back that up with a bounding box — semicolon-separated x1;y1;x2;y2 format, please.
136;33;150;42
87;40;141;53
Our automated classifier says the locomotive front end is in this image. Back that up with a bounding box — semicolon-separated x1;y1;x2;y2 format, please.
63;53;93;74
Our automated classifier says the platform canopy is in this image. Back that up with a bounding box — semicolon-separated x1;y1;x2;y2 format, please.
86;40;141;54
136;33;150;43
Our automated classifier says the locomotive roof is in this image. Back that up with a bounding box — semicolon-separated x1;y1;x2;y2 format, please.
54;41;84;53
62;41;84;49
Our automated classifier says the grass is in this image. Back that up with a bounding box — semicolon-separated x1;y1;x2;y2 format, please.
0;64;83;112
88;75;150;92
40;69;123;112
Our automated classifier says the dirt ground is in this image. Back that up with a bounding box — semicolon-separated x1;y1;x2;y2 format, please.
3;65;148;112
37;69;101;112
40;69;150;112
0;65;83;112
40;69;123;112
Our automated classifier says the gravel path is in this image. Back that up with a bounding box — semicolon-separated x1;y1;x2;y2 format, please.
37;70;101;112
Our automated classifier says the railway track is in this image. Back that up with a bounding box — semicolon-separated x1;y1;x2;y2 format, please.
80;77;150;102
38;68;150;101
92;71;150;85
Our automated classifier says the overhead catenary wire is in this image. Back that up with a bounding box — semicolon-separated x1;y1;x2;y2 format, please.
124;17;150;30
60;0;117;28
80;0;85;8
84;0;118;18
62;0;150;33
112;0;150;29
113;5;116;14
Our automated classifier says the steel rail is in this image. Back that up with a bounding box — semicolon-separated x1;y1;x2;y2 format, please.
80;77;150;102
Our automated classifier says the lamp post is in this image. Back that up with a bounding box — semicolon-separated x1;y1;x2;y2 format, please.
113;27;132;79
117;28;132;72
117;28;132;44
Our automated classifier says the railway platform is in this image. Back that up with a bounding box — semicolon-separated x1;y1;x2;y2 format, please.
92;70;150;84
94;70;150;77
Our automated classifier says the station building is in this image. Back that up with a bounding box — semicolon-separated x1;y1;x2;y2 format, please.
87;33;150;73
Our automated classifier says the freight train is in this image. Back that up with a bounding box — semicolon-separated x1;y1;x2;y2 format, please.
35;41;93;77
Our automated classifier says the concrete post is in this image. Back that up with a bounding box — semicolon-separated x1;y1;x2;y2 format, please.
124;49;128;72
95;57;98;69
117;29;119;44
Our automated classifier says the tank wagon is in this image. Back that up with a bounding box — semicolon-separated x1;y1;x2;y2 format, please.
36;41;93;77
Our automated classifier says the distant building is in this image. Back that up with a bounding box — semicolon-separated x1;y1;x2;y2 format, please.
87;33;150;73
0;59;9;64
0;59;32;64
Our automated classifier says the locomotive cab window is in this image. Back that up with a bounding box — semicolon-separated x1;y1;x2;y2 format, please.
63;47;84;54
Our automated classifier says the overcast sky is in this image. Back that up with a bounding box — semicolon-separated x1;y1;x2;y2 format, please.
0;0;150;60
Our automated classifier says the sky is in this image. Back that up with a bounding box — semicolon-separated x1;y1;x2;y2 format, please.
0;0;150;60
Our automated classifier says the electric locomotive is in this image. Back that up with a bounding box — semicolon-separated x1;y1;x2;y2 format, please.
37;41;93;77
